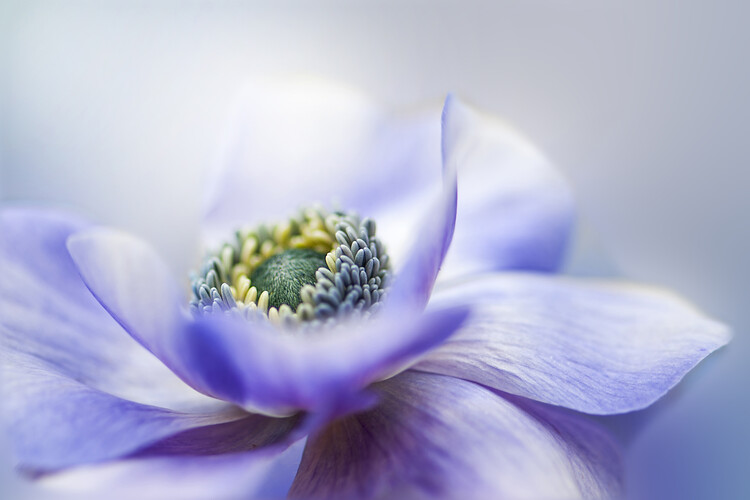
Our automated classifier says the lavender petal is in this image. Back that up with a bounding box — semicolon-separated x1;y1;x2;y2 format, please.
290;371;622;499
417;273;731;414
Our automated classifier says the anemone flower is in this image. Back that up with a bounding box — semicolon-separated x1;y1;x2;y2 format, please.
0;80;729;499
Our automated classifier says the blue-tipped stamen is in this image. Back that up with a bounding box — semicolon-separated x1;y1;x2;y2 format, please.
189;206;390;326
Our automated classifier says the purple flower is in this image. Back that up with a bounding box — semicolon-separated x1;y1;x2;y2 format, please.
0;79;729;499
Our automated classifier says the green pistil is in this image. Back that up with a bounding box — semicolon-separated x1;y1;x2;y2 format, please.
250;249;327;310
188;207;391;324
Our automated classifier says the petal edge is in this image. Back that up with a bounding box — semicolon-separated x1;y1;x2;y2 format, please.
418;273;730;414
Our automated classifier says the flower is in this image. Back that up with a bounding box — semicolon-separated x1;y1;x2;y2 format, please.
0;79;730;499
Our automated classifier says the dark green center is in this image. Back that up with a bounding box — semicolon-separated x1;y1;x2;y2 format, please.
250;248;327;310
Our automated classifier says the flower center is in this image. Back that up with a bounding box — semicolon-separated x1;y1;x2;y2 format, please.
250;248;326;310
189;207;390;325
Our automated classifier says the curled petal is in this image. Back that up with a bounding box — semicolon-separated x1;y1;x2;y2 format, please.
0;208;212;411
0;209;239;472
417;273;731;414
290;371;622;499
66;228;192;383
438;96;575;279
383;95;459;310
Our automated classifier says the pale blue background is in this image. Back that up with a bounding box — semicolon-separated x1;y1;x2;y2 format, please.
1;1;747;498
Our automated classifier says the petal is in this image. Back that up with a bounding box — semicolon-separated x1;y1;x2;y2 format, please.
384;95;459;310
132;412;300;458
203;77;441;247
41;441;305;500
4;366;244;473
66;227;188;370
438;97;575;279
0;208;211;411
0;209;242;471
181;305;468;416
416;273;731;414
68;226;469;416
290;371;622;500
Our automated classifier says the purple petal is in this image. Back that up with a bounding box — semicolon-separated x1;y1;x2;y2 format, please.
203;78;440;247
66;228;190;379
416;273;731;414
67;227;254;408
438;96;575;279
0;209;242;471
0;208;210;410
67;226;469;416
383;95;459;310
41;441;304;500
132;413;300;458
5;367;245;473
182;306;468;416
290;371;622;499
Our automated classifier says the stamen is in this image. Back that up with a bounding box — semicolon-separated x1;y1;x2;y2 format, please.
188;206;390;326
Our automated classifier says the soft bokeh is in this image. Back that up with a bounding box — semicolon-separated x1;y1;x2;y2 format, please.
1;1;747;498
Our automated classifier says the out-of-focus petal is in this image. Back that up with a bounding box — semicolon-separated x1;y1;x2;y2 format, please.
416;273;731;414
0;209;244;472
438;97;575;279
0;208;218;411
290;371;622;500
4;367;245;473
41;441;303;500
66;228;194;386
203;77;440;247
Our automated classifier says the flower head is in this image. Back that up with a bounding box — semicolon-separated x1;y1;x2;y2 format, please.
0;79;730;499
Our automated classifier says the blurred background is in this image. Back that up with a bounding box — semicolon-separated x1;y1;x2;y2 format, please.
1;1;747;498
